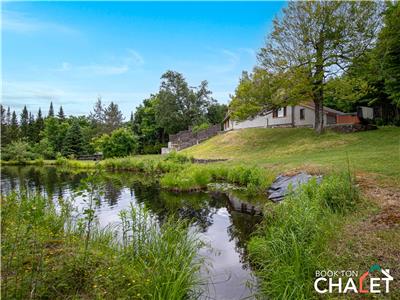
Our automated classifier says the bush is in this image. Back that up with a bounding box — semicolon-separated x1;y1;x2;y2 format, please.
93;128;139;158
1;141;36;163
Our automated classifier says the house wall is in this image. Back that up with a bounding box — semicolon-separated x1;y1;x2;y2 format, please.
293;106;316;127
224;105;336;131
231;107;293;130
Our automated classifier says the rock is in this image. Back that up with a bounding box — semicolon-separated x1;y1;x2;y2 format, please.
268;172;322;202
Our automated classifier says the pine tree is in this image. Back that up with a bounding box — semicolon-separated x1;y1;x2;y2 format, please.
0;105;7;145
104;101;123;133
48;102;54;117
62;120;84;157
10;111;19;142
58;106;66;121
35;108;45;143
20;106;29;140
28;112;36;143
6;107;11;125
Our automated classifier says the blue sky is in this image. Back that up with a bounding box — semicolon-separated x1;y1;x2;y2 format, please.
2;1;285;118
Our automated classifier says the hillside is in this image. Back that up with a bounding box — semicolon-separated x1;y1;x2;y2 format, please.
183;127;400;185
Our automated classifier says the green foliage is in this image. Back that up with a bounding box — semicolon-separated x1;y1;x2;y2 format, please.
155;70;214;135
160;163;275;193
206;103;228;124
1;191;201;299
133;96;165;154
62;120;84;157
94;128;139;158
191;122;210;133
1;141;36;163
378;2;400;107
248;172;359;299
32;138;55;159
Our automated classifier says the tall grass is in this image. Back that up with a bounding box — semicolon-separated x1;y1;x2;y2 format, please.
248;172;359;299
1;191;202;299
160;164;275;194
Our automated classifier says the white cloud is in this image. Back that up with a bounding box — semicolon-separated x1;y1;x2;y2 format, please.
55;49;144;76
2;10;78;35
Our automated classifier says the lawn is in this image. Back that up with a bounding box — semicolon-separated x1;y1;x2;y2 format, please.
183;126;400;185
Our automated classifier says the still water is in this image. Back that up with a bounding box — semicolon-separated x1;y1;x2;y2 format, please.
1;166;263;300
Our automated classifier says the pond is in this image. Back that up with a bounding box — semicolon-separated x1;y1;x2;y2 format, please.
1;166;264;300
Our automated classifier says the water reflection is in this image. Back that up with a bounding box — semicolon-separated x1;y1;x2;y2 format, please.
1;166;262;299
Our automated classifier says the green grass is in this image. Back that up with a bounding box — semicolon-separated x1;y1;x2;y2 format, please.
183;127;400;185
160;163;275;193
1;192;202;299
248;172;360;299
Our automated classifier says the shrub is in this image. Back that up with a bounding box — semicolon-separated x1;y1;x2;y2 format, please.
1;141;36;163
93;128;139;158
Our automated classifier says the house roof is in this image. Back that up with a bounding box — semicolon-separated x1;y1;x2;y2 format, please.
300;101;345;116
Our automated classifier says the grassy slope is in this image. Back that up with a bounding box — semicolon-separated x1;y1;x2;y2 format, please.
185;126;400;298
183;127;400;185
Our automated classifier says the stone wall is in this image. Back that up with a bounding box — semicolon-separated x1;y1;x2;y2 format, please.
168;124;221;151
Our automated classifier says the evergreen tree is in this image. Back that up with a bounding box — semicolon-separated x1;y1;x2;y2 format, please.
104;101;123;133
58;106;66;121
35;108;45;142
0;105;8;146
10;111;19;142
48;102;54;117
62;120;84;157
28;112;36;143
20;106;29;140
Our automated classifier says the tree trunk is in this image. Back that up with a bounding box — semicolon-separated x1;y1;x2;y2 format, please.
313;40;325;134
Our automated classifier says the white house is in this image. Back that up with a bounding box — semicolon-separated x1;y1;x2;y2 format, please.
223;102;345;131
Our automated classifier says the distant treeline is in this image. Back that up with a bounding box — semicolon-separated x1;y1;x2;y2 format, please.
1;70;227;161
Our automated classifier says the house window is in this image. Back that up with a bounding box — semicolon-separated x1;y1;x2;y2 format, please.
300;108;305;120
273;107;287;118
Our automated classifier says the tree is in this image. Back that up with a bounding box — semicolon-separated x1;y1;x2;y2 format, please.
0;105;8;146
93;128;138;158
257;1;383;133
133;95;164;153
207;103;228;125
62;120;84;157
28;112;36;143
48;102;54;117
43;117;69;153
155;70;214;135
35;108;45;143
20;106;29;139
9;111;19;141
2;140;34;163
58;106;66;121
104;102;123;133
378;2;400;107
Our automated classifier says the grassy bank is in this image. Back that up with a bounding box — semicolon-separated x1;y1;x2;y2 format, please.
1;152;274;194
1;191;202;299
183;127;400;185
248;172;360;299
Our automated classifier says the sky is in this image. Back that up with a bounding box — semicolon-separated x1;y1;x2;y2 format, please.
2;1;286;118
